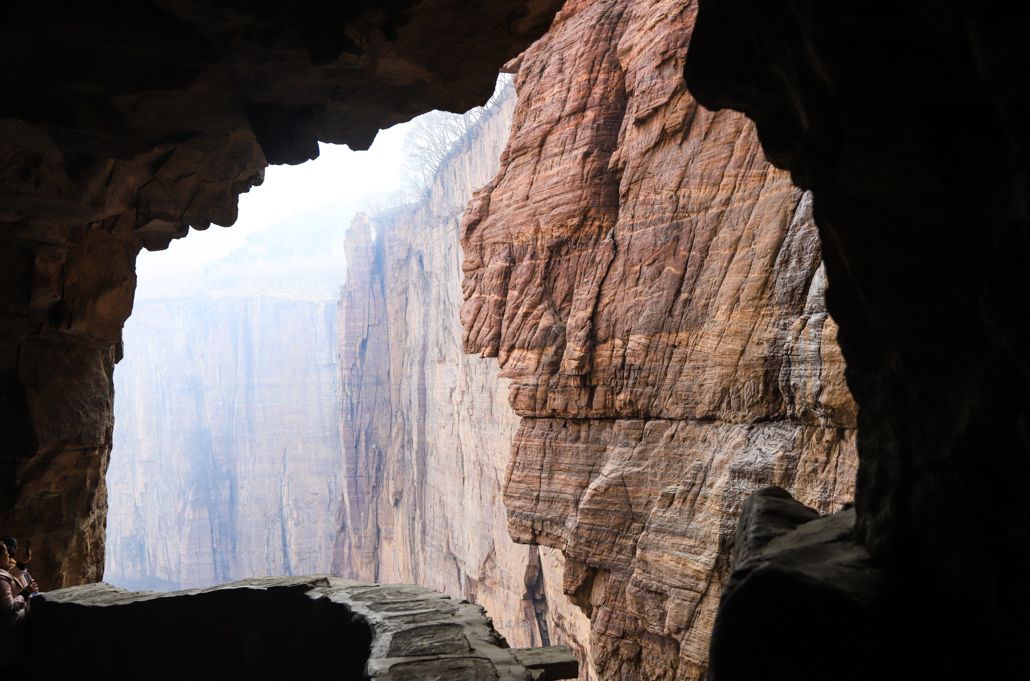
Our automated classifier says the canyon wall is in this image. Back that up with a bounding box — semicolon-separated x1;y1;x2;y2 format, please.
105;295;343;590
333;87;594;673
460;1;857;678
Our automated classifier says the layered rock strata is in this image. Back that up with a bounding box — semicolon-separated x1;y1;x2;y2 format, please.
104;296;343;590
333;89;593;672
686;1;1030;677
460;1;857;678
0;0;562;588
26;576;578;680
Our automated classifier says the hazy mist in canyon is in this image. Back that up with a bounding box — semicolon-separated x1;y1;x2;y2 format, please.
103;80;510;590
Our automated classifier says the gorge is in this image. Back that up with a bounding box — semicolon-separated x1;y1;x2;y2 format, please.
105;295;343;590
109;4;855;676
1;1;1027;679
335;84;596;663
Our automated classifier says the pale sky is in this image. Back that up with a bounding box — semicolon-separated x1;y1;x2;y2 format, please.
135;122;410;295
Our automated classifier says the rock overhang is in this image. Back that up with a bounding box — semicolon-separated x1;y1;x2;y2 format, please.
1;0;564;246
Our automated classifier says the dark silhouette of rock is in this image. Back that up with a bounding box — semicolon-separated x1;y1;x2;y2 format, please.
24;576;578;680
686;1;1030;677
708;489;886;681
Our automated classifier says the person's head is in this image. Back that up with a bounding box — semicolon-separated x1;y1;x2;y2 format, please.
1;537;26;567
1;538;15;564
0;542;10;571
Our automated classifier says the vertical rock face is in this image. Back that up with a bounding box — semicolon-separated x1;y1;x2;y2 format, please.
460;1;856;678
105;296;343;589
0;217;139;589
333;88;593;671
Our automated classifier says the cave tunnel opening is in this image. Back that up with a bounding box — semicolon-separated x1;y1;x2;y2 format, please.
102;76;516;594
102;125;407;593
5;2;1030;679
2;3;590;677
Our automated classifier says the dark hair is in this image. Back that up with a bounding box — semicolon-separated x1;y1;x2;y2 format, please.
1;538;15;554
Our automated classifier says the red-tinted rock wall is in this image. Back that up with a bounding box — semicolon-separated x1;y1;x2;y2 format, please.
461;1;857;677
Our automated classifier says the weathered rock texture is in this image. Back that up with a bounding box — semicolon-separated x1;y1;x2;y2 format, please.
0;0;562;588
685;2;1030;678
333;89;593;674
104;296;343;590
25;576;577;680
460;1;856;678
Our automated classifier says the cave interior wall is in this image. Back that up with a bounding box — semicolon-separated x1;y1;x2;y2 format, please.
686;1;1030;677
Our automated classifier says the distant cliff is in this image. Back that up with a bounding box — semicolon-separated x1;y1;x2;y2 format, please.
460;1;857;679
105;296;343;590
333;84;594;670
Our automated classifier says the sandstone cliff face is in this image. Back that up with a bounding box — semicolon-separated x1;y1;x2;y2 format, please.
104;296;343;589
333;89;593;671
460;2;857;678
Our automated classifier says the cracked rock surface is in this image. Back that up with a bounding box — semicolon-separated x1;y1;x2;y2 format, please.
333;88;594;673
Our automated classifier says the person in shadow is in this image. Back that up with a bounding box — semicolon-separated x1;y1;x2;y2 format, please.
1;539;34;595
0;540;36;666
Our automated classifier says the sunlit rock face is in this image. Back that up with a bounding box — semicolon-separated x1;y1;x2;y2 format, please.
460;1;856;677
333;89;594;675
104;297;343;590
0;0;562;588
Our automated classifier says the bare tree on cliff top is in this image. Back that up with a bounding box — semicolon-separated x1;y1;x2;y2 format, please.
403;74;514;199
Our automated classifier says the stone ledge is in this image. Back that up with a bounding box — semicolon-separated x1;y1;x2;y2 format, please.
28;576;578;680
